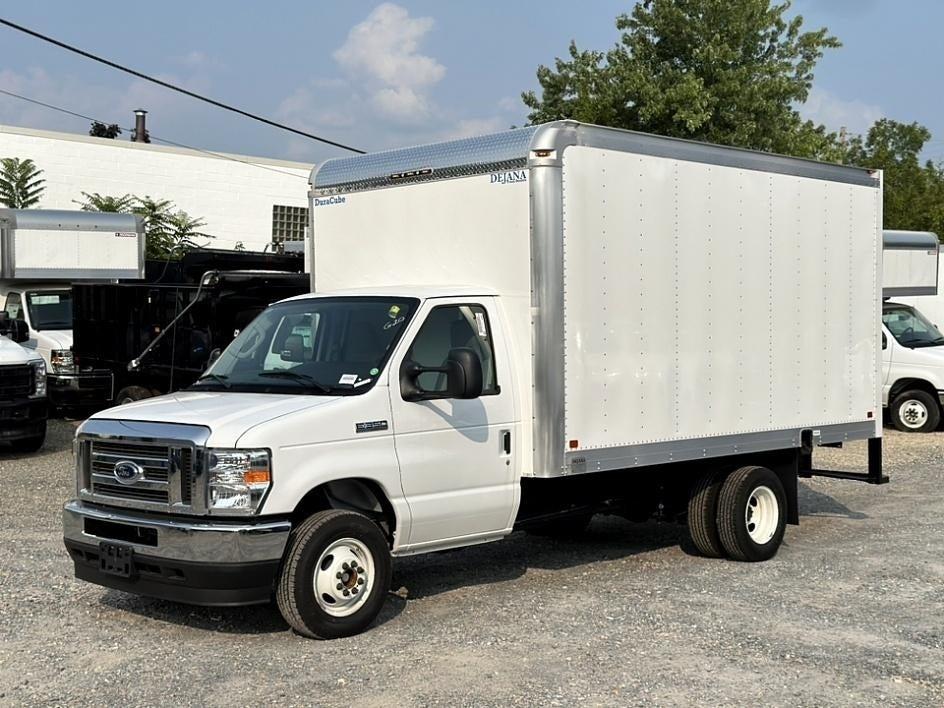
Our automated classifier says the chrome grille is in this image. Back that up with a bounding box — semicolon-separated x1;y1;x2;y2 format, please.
84;439;197;511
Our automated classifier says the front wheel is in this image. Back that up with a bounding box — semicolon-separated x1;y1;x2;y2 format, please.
716;466;786;562
277;510;391;639
889;389;940;433
114;386;154;406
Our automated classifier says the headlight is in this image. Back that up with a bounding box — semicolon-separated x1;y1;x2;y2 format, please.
206;448;271;515
31;360;46;398
50;349;75;374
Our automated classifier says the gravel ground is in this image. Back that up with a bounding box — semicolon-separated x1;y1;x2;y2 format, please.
1;420;942;707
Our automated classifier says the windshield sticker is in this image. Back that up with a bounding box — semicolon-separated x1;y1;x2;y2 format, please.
383;316;405;330
388;305;401;319
338;374;358;385
369;367;379;376
353;378;372;388
475;311;487;337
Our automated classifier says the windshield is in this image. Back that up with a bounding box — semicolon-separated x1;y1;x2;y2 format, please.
883;304;944;348
190;296;419;395
26;290;72;331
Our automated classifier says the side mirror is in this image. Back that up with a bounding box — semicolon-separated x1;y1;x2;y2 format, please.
9;319;28;344
444;348;484;399
881;332;887;350
207;348;222;367
401;347;484;402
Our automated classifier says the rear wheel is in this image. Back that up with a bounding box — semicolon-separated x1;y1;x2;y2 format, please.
889;389;940;433
277;510;391;639
114;386;153;406
687;470;726;558
716;466;786;562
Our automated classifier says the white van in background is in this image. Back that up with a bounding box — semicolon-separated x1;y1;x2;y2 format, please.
881;231;944;432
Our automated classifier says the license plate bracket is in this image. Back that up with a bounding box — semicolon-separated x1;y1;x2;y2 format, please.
99;542;135;578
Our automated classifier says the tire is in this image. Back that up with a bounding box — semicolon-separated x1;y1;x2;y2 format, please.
525;513;593;538
114;386;153;406
716;466;786;562
889;389;940;433
687;470;726;558
277;510;391;640
10;421;46;453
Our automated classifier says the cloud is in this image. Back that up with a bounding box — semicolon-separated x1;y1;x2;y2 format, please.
802;87;883;135
438;117;507;141
333;3;445;122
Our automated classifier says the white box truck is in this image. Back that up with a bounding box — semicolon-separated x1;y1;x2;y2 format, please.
0;209;145;408
880;231;944;431
63;121;886;639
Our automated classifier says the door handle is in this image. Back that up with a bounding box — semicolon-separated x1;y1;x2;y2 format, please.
501;430;512;455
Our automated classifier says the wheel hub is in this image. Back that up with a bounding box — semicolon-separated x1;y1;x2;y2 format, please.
314;538;374;617
900;399;928;428
745;485;779;545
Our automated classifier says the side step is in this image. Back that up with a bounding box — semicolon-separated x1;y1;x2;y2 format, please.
798;436;889;485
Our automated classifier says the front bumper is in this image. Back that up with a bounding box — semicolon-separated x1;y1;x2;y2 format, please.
0;397;47;440
62;500;291;606
47;371;113;407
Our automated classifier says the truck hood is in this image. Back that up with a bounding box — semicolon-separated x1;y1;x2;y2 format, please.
90;391;341;447
0;336;41;364
898;344;944;368
36;329;73;350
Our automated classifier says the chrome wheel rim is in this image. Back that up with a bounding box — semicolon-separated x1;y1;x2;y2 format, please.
745;485;779;544
314;537;374;617
899;399;928;429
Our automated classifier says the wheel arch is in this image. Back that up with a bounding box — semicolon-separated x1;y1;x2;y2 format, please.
291;477;398;546
887;377;940;405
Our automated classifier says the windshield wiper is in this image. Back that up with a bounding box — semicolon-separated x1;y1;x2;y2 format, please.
193;373;231;389
258;370;333;394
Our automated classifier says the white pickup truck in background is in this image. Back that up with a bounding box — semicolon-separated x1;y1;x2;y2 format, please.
63;121;888;639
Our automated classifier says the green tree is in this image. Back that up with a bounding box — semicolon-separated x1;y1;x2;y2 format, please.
89;122;122;139
132;196;212;259
844;119;944;240
522;0;842;159
74;191;136;213
0;157;45;208
78;192;213;257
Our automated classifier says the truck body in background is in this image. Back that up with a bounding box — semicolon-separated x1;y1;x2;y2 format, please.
0;209;145;408
881;231;944;432
64;121;885;639
71;249;307;408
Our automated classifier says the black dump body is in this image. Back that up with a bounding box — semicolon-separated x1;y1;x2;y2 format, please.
72;250;308;406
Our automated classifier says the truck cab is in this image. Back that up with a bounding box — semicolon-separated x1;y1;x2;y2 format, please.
0;282;110;408
881;300;944;432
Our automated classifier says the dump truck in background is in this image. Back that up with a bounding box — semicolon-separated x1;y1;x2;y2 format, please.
71;249;307;408
0;209;146;409
65;121;886;639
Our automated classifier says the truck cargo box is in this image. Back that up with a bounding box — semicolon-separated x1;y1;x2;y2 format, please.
0;209;144;281
882;230;939;297
311;121;883;478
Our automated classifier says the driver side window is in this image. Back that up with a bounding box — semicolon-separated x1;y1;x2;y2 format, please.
405;304;498;395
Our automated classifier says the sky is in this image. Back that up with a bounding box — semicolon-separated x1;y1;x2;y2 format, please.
0;1;942;165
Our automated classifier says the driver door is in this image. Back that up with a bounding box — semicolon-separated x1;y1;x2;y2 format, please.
389;297;517;548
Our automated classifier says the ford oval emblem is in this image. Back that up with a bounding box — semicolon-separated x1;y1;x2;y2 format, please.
113;460;144;485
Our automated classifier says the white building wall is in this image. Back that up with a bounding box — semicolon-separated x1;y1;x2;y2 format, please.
0;125;312;251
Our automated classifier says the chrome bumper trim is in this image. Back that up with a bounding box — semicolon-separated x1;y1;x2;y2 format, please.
63;500;291;564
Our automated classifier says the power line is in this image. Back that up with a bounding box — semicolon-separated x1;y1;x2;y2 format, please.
0;86;310;180
0;16;365;154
